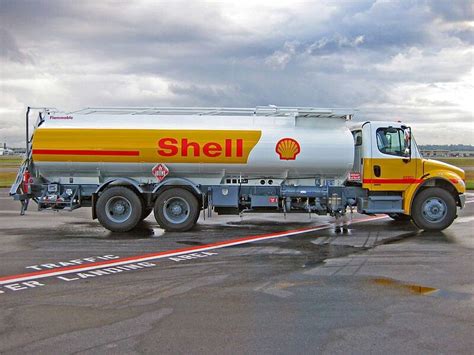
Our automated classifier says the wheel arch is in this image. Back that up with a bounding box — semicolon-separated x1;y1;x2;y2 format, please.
95;178;144;194
152;177;202;198
408;177;461;214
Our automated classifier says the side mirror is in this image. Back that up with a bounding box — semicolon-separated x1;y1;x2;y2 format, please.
403;127;411;160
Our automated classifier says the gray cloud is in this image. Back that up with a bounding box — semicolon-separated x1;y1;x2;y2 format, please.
0;0;472;146
0;28;32;63
427;0;473;22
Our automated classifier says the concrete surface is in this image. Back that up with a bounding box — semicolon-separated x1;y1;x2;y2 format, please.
0;189;473;354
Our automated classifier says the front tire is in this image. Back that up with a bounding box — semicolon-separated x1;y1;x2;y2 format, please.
154;188;199;232
411;187;456;231
96;187;143;232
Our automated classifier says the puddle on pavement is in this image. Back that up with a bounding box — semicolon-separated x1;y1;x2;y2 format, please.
6;221;161;241
6;214;419;273
176;240;204;246
236;234;365;268
399;231;456;245
370;277;472;300
371;277;438;295
225;219;326;234
302;244;363;267
227;219;317;227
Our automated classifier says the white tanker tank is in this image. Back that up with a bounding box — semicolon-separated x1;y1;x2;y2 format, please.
30;107;355;185
12;106;362;233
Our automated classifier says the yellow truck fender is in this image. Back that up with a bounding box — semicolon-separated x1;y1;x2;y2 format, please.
404;171;465;214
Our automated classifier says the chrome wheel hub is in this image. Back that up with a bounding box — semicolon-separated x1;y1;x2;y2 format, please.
105;196;132;223
422;197;447;223
163;197;190;224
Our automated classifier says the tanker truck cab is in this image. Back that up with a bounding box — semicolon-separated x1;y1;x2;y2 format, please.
10;106;465;233
351;121;466;230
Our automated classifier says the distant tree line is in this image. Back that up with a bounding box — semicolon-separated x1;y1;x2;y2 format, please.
419;144;474;151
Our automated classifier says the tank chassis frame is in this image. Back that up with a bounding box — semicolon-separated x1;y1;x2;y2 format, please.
14;176;368;219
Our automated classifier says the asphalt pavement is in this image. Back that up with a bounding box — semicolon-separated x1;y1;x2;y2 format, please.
0;188;473;354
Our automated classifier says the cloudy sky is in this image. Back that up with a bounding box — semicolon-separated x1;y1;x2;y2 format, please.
0;0;473;147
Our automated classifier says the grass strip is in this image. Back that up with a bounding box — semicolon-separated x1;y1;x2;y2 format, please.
437;158;474;167
0;172;17;188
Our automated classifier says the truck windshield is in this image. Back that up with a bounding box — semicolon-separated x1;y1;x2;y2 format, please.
376;127;410;157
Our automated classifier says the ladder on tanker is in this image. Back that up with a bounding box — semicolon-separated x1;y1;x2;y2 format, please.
69;106;355;120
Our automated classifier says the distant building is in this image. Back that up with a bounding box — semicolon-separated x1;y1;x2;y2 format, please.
420;149;474;158
420;149;450;157
450;150;474;157
0;143;19;156
11;148;26;155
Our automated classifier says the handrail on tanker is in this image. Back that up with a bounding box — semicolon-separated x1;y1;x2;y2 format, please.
68;106;355;120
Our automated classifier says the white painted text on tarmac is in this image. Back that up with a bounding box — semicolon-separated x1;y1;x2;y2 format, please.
1;262;156;294
25;255;120;270
57;262;156;281
169;251;218;262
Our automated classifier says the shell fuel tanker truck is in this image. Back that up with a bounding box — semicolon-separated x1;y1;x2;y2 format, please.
10;106;466;232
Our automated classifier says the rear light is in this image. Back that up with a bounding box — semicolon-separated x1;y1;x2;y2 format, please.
22;170;31;193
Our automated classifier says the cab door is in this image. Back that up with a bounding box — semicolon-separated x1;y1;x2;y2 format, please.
366;125;418;192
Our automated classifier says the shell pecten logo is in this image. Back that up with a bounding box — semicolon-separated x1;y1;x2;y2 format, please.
275;138;301;160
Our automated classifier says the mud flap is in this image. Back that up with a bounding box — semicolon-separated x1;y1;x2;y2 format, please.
91;193;98;219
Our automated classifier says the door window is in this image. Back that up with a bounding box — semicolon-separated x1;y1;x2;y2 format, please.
376;127;410;157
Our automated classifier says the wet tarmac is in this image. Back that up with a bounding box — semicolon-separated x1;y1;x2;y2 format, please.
0;189;473;354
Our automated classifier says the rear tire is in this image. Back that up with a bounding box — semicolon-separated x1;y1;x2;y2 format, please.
411;187;456;231
154;188;199;232
96;187;143;232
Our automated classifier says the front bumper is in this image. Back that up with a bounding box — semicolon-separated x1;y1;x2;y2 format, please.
459;194;466;208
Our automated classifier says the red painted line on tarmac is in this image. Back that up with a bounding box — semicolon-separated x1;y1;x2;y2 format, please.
0;215;388;285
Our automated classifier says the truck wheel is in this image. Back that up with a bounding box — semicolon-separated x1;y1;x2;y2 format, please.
411;187;456;231
96;187;143;232
154;188;199;232
388;213;411;221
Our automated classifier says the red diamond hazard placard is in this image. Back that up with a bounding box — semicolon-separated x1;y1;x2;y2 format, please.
152;163;169;182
